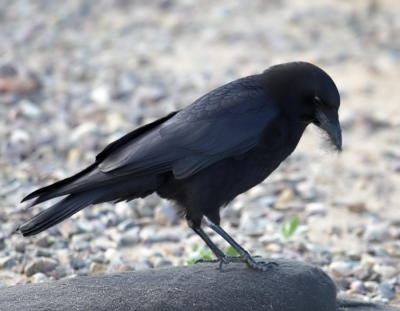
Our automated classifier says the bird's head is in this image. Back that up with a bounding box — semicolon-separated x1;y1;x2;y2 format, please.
264;62;342;151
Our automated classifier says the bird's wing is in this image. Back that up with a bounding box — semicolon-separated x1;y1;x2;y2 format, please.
98;76;279;179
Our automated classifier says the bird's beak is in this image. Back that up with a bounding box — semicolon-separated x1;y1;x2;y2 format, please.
315;106;342;151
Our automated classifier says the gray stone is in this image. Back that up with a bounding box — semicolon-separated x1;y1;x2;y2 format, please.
0;256;18;269
24;258;58;277
0;259;397;311
30;272;48;283
70;257;86;270
116;227;140;247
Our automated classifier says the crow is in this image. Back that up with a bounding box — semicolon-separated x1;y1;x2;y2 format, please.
18;62;341;270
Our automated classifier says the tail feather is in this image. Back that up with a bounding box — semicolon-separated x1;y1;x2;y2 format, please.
21;164;97;203
18;176;161;236
18;192;94;236
23;167;125;207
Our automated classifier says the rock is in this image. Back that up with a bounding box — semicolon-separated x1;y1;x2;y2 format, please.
104;249;121;263
117;219;136;231
347;202;367;213
349;280;366;294
154;204;179;225
92;237;117;250
51;266;68;279
364;227;390;243
89;262;106;275
30;272;48;283
330;261;355;278
275;188;296;209
70;239;91;252
90;86;111;104
116;227;140;247
374;265;398;279
76;219;106;234
14;241;26;253
35;248;54;258
0;259;345;311
24;258;58;277
0;256;18;269
305;202;326;216
378;281;395;300
70;257;86;270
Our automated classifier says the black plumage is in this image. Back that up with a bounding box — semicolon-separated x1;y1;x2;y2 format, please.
19;62;342;270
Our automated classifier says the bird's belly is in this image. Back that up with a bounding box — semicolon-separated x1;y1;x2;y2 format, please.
157;146;289;219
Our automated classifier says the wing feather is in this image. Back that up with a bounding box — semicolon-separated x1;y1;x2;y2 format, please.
99;75;279;179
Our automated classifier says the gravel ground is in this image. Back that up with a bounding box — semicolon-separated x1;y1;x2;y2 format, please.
0;0;399;306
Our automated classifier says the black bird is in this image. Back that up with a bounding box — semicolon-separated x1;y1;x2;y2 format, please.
19;62;341;270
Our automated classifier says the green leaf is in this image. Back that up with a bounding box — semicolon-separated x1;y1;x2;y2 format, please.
225;246;239;257
281;215;300;240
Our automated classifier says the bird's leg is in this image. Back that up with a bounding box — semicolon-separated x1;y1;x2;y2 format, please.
203;217;278;271
191;226;225;261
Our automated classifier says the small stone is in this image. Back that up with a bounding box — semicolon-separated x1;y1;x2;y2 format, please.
35;248;53;258
117;219;136;231
347;202;367;213
89;262;106;274
34;236;54;248
329;261;354;278
104;249;120;263
24;258;58;277
363;227;390;243
77;219;106;234
154;204;179;225
374;264;398;279
275;188;295;209
116;228;140;247
31;272;48;283
92;237;117;250
90;86;111;104
364;281;379;292
14;241;26;253
305;202;326;216
51;266;68;279
70;257;86;270
91;254;105;264
131;261;152;271
0;256;18;269
70;239;91;251
59;222;83;238
378;281;395;300
152;257;172;268
349;280;366;293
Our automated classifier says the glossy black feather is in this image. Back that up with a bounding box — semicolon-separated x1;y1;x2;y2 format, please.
18;62;341;237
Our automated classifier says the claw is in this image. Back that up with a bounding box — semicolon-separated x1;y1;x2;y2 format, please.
246;260;278;271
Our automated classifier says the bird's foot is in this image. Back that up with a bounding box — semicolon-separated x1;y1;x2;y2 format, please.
195;256;241;271
195;255;277;271
243;254;278;271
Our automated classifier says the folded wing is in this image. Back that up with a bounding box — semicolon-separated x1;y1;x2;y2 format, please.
99;75;279;179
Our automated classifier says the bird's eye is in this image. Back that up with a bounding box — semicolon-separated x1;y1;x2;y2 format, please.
313;96;323;106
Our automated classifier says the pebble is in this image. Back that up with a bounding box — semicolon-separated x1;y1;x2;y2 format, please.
70;257;86;270
116;228;140;247
154;204;179;225
89;262;107;274
31;272;48;283
363;227;390;243
35;248;54;258
24;258;58;277
329;261;355;278
373;264;398;279
378;281;395;300
0;256;18;269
